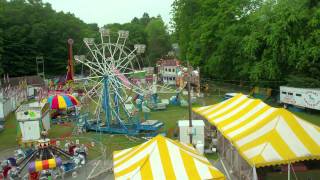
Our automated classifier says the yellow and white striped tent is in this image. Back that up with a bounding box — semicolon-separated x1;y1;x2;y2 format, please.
193;94;320;168
113;135;225;180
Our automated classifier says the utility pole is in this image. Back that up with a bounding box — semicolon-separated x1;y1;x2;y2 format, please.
187;60;193;145
36;56;45;79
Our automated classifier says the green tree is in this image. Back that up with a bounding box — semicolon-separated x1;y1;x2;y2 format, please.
145;17;171;64
0;0;98;77
172;0;320;87
0;0;4;74
105;13;171;67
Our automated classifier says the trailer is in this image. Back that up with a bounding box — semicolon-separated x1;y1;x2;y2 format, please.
280;86;320;110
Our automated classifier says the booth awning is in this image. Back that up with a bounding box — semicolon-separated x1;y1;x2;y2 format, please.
193;94;320;167
113;135;225;180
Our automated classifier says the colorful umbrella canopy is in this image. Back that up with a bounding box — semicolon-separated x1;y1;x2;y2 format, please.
47;94;79;109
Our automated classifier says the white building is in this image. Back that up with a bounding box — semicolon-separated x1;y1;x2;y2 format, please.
16;102;50;146
178;120;205;146
157;59;180;85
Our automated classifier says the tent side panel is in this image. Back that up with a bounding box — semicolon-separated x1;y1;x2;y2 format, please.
42;113;51;130
20;121;40;141
0;101;4;120
3;99;11;118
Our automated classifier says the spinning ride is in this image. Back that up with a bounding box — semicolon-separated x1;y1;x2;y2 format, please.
0;138;87;180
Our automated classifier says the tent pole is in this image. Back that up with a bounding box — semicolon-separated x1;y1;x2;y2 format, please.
253;166;258;180
238;151;241;178
222;136;224;159
288;163;290;180
230;146;233;169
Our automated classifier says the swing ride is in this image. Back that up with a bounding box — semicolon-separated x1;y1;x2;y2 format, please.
0;137;88;180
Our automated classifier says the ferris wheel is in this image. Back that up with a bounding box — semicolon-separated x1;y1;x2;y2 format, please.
74;28;150;133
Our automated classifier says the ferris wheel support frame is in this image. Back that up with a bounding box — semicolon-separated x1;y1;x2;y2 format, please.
103;76;111;128
77;28;164;135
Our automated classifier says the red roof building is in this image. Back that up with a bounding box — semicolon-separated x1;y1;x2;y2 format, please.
156;59;181;85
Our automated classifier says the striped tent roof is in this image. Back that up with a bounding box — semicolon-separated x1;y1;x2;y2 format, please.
193;94;320;168
113;135;225;180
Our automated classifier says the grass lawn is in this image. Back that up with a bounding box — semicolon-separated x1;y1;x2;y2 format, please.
266;170;320;180
204;152;219;161
0;113;19;149
149;105;188;133
292;111;320;126
48;123;75;138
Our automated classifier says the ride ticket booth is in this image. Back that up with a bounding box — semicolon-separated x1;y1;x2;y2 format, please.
15;102;50;146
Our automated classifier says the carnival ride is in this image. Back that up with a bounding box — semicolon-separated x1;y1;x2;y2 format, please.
74;28;164;135
0;138;87;180
145;74;188;110
41;94;80;124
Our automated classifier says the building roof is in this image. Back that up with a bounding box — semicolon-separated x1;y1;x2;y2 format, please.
157;59;180;66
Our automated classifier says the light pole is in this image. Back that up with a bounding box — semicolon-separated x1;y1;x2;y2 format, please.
187;60;193;145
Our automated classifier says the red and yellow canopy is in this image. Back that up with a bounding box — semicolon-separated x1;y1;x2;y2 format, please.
46;94;79;109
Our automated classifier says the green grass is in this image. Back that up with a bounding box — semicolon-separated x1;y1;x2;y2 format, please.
205;153;219;161
193;95;223;107
0;113;19;149
292;111;320;126
149;105;188;133
266;170;320;180
48;123;75;138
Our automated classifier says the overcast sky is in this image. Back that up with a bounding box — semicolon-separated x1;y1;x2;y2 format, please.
42;0;175;27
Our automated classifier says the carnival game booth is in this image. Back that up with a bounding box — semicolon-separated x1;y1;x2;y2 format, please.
193;94;320;180
113;135;225;180
15;102;50;146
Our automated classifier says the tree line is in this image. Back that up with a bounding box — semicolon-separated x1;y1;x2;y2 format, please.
103;13;171;67
172;0;320;88
0;0;171;77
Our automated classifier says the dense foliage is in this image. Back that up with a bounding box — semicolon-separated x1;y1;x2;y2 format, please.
172;0;320;87
0;0;98;76
104;13;171;66
0;0;171;77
